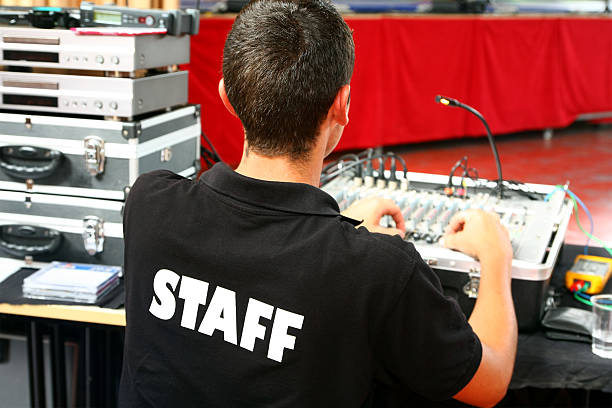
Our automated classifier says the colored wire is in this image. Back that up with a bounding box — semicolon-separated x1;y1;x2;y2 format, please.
574;291;593;307
545;186;601;256
569;195;612;256
574;291;612;307
572;284;593;306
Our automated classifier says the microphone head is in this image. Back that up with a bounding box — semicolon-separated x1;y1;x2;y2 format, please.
435;95;459;107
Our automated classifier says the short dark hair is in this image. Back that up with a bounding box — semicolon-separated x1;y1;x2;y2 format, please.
223;0;355;160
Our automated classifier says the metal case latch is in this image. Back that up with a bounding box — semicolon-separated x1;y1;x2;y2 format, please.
83;216;105;255
463;273;480;299
84;136;106;176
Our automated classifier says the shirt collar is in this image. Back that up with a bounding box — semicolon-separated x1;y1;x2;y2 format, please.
199;163;361;226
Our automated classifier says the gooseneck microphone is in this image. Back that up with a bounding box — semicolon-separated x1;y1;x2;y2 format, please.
435;95;504;198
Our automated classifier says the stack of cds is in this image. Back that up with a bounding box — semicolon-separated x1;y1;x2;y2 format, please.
23;262;121;304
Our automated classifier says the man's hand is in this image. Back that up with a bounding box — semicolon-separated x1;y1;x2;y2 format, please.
341;197;406;238
442;209;513;269
443;209;517;408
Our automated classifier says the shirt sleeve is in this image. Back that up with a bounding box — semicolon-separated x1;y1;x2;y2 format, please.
373;258;482;401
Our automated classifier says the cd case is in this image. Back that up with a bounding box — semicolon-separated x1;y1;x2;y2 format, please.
23;262;121;304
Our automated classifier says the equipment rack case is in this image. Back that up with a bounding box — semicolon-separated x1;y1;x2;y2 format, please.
0;104;201;200
0;190;124;266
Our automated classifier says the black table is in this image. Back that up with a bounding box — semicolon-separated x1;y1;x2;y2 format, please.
1;244;611;408
505;244;612;407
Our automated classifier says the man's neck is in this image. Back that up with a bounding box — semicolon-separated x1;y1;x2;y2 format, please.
235;144;324;187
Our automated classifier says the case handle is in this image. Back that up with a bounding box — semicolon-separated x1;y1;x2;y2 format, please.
0;145;64;180
0;225;62;257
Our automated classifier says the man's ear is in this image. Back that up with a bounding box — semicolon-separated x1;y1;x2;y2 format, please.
330;84;351;126
219;78;239;118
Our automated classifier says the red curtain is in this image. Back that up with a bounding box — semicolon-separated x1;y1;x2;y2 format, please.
184;16;612;165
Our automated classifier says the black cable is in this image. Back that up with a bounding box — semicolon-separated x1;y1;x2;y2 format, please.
200;146;215;168
320;152;401;184
377;157;385;180
447;156;468;188
201;131;222;163
358;148;374;159
385;152;408;176
321;153;360;175
322;150;374;175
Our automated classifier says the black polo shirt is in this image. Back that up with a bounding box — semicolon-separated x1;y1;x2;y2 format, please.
119;163;482;407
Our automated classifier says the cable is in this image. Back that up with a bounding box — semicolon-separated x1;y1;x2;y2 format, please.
544;186;605;256
384;152;408;176
447;156;468;189
320;152;403;184
322;153;360;174
574;291;593;307
358;148;374;159
322;150;410;183
201;131;222;163
572;286;612;307
570;196;612;258
200;146;215;168
320;156;381;184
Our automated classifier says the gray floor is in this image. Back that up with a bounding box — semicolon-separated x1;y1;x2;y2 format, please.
0;336;66;408
0;338;31;408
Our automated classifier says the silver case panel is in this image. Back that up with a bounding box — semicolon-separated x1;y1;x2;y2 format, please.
0;105;200;200
0;191;123;265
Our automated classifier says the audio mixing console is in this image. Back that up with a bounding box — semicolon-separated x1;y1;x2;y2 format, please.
322;171;573;282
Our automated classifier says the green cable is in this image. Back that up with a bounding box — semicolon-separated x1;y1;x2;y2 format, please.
573;285;594;307
573;291;593;307
567;195;612;258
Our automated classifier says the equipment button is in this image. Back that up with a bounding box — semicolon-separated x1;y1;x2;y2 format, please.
111;56;120;65
110;101;118;110
95;101;103;109
96;55;104;64
145;15;155;26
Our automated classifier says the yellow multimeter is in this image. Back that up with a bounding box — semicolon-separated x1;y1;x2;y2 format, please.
565;255;612;295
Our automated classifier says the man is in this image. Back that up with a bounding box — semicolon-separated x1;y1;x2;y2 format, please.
119;1;517;407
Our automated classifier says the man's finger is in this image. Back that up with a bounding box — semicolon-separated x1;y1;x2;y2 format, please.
384;202;405;232
447;211;468;233
442;232;459;250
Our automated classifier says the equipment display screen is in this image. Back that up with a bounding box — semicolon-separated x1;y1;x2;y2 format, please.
3;94;58;107
3;50;59;63
574;259;610;276
93;10;122;25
